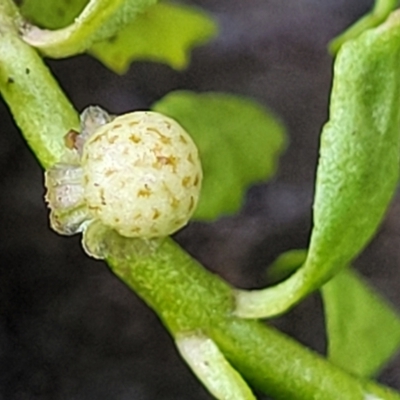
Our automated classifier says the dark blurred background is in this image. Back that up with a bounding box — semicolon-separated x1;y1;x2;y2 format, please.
1;1;399;399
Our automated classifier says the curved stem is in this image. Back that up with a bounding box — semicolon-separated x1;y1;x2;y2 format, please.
106;238;400;400
233;269;309;319
0;1;399;398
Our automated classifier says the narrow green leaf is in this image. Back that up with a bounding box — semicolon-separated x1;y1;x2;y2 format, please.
152;91;286;220
322;268;400;378
90;3;217;73
304;12;400;294
234;11;400;319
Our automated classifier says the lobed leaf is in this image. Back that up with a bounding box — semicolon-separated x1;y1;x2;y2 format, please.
152;91;286;220
90;3;217;73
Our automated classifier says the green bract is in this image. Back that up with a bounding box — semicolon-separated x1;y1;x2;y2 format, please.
235;10;400;318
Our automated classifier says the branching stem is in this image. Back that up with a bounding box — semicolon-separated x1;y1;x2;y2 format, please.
0;0;399;398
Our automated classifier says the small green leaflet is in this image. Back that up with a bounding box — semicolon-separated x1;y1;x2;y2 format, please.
20;0;216;73
90;3;217;73
152;91;286;220
322;268;400;378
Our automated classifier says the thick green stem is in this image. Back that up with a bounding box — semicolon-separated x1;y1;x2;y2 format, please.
0;1;399;399
106;238;400;400
0;0;79;168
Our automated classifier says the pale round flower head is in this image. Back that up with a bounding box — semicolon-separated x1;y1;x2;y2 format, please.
45;108;202;248
81;111;202;238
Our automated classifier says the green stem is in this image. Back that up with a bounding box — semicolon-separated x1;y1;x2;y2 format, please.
0;1;399;399
106;238;400;400
0;0;79;168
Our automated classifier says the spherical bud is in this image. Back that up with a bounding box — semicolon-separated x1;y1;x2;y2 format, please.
45;110;202;242
82;111;202;238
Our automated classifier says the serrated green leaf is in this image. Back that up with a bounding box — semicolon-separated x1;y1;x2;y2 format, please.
90;3;217;73
152;91;286;220
322;268;400;378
